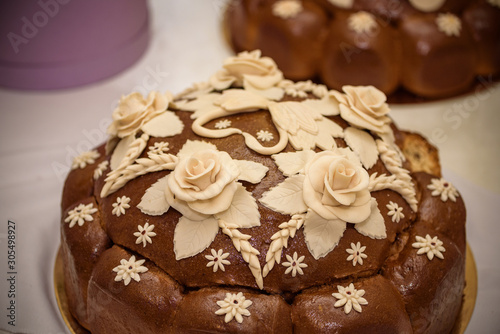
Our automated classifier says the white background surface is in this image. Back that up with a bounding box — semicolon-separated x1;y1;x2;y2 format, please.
0;1;499;333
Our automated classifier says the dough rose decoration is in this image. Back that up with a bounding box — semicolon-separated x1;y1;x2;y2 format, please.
108;91;173;139
332;85;392;135
303;149;372;224
261;147;386;259
165;147;240;218
106;90;182;165
175;62;418;270
100;91;184;197
59;51;468;333
138;140;268;288
209;50;285;100
97;51;418;288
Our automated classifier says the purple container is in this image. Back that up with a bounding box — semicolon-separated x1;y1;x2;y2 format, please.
0;0;150;90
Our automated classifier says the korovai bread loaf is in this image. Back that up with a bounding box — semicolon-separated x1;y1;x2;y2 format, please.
225;0;500;99
60;51;466;333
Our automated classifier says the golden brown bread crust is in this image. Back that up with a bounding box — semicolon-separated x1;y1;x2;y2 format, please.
172;288;292;333
61;196;111;329
66;111;423;292
59;50;465;333
399;13;477;98
319;10;402;94
60;104;465;333
291;275;413;333
61;145;106;212
399;131;441;177
463;0;500;76
383;225;465;334
87;246;184;333
253;1;329;80
413;172;466;251
382;172;466;333
224;0;500;99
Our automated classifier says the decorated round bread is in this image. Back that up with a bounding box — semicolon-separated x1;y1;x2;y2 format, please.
225;0;500;99
60;51;466;333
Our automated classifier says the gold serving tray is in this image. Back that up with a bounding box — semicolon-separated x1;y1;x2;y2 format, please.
54;248;90;334
451;244;478;334
54;244;478;334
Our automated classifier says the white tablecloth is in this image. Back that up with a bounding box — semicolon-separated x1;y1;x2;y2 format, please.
0;1;499;333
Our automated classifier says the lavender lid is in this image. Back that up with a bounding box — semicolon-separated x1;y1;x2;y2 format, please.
0;0;150;90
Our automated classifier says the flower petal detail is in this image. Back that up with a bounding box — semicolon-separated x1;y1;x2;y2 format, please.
141;111;184;137
272;150;316;176
164;178;211;221
303;210;347;259
176;140;218;160
173;216;219;260
344;127;379;169
137;176;170;216
234;160;269;184
260;174;307;215
187;181;239;215
301;94;341;117
215;183;260;228
354;198;387;239
215;292;253;324
110;135;135;170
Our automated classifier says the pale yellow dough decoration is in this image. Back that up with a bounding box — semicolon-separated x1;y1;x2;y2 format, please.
412;234;446;261
409;0;446;12
332;283;368;314
72;150;100;170
65;203;98;228
112;255;148;286
215;292;253;324
327;0;354;9
272;0;303;19
436;13;461;37
348;11;377;34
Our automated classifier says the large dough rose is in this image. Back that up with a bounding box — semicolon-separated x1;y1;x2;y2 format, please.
166;149;240;218
108;91;171;138
303;149;371;223
335;85;391;134
210;50;283;91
